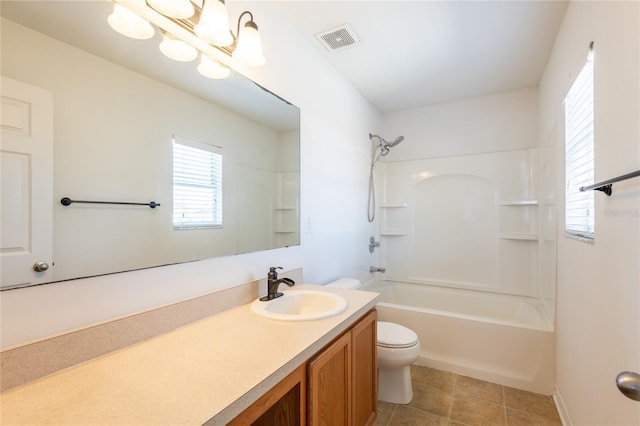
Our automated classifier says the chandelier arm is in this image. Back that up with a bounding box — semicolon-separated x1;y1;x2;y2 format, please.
235;10;254;47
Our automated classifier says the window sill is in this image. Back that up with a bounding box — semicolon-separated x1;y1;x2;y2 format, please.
564;232;594;244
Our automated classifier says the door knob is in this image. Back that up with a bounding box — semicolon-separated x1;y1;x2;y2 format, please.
33;261;49;272
616;371;640;401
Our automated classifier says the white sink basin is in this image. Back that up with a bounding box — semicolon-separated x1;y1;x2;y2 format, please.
251;290;348;321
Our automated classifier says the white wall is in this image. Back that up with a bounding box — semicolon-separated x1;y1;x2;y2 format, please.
0;4;380;349
382;87;539;161
539;1;640;424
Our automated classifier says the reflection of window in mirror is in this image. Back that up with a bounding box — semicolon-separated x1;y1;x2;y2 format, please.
172;136;223;229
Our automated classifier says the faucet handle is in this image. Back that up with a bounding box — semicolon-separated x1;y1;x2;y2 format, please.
268;266;283;279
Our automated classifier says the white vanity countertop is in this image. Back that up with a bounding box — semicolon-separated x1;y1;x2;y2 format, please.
0;284;379;425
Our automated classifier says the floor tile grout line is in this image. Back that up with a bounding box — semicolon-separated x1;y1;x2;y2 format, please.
448;374;458;422
502;386;508;426
500;386;509;426
386;403;397;426
505;406;563;421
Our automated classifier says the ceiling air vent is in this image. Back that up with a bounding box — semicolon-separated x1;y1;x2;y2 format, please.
315;25;359;52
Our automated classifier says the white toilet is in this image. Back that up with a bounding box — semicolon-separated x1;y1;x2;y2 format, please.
326;278;421;404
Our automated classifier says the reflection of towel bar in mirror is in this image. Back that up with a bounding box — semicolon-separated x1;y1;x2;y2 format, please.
61;197;160;209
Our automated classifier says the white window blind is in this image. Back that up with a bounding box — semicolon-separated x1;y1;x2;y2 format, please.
564;47;594;239
173;136;223;229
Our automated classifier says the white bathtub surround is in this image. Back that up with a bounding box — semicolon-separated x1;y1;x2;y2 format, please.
367;280;555;394
377;148;547;299
378;88;554;310
372;88;557;397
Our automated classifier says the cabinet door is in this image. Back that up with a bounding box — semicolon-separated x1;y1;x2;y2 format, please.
308;331;352;426
352;310;377;426
228;364;306;426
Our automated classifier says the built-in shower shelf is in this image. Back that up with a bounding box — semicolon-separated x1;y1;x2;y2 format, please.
380;203;408;208
380;231;408;236
499;200;538;206
500;233;538;241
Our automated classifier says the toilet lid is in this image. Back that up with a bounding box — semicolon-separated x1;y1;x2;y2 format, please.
377;321;418;348
326;278;361;289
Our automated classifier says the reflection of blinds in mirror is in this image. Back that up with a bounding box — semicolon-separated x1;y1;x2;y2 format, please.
172;136;223;229
564;48;594;239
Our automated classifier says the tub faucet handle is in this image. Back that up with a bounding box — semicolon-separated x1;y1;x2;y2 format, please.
369;236;381;253
370;266;386;273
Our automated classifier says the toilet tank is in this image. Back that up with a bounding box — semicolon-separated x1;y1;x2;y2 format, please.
326;278;362;289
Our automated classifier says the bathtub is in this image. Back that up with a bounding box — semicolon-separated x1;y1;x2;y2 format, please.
363;280;555;394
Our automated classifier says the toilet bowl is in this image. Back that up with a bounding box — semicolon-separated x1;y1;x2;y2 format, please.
377;321;420;404
326;278;421;404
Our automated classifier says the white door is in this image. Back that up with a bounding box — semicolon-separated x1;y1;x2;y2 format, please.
1;76;54;289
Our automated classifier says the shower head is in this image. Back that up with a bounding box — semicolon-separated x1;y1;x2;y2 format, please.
384;136;404;148
369;133;405;151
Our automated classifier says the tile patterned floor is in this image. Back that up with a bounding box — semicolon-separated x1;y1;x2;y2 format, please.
375;366;562;426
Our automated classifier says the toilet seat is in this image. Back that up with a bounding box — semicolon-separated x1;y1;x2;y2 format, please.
377;321;419;348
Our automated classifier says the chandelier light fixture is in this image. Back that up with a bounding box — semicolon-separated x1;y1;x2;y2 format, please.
195;0;233;46
107;3;155;40
147;0;195;19
198;54;232;79
107;0;265;79
159;33;199;61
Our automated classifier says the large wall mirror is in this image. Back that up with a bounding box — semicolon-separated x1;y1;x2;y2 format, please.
0;1;300;289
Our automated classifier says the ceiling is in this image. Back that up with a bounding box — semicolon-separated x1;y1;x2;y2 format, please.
273;0;569;112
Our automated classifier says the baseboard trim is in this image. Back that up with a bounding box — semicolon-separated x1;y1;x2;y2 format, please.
553;387;572;426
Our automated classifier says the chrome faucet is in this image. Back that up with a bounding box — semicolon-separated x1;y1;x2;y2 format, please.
260;266;295;301
370;266;386;273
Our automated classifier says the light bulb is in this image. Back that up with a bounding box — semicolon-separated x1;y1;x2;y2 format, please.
195;0;233;47
197;55;231;79
147;0;194;19
232;20;265;67
107;4;154;40
159;35;198;62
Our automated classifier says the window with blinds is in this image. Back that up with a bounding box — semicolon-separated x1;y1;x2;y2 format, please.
564;46;594;239
172;136;223;229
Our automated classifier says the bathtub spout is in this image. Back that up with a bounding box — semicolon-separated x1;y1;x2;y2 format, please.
370;266;386;273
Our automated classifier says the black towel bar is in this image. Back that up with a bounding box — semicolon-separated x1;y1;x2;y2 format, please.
60;197;160;208
579;169;640;196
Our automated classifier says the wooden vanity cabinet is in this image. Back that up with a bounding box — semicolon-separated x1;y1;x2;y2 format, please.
307;309;377;426
229;309;377;426
350;309;378;426
308;331;352;425
227;364;307;426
